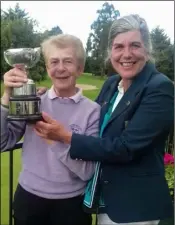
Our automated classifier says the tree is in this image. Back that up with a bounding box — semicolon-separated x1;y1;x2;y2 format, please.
42;26;63;40
85;2;120;76
1;4;63;82
1;3;29;21
151;26;174;80
1;4;39;77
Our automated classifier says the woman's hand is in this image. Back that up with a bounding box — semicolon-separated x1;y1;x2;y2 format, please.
34;112;72;144
3;66;28;90
36;87;48;95
1;65;28;105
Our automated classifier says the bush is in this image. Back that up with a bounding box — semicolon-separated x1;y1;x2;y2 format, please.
164;153;174;200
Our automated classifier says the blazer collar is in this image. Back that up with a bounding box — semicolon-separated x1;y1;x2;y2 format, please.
100;75;121;120
107;62;157;126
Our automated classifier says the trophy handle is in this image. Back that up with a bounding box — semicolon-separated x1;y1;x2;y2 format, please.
4;51;14;67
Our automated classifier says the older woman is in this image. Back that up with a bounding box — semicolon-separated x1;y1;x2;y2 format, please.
1;34;101;225
35;14;173;225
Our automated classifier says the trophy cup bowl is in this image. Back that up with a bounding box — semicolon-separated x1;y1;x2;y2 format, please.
4;48;42;122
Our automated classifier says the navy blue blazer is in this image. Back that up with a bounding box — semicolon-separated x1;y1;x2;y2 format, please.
70;63;174;223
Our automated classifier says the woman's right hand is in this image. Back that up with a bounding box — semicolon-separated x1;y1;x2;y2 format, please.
3;66;28;91
1;66;28;105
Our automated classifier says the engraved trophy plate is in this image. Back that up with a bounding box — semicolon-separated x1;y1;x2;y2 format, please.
4;48;42;121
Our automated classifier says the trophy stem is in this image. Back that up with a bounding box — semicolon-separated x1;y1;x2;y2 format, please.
12;79;36;97
24;67;30;79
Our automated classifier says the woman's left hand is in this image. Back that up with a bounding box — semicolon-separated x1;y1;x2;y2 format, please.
36;87;48;95
34;112;72;144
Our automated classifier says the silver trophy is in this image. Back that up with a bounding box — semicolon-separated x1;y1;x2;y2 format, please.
4;48;42;121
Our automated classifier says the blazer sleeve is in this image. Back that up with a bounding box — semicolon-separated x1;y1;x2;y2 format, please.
69;79;174;163
50;104;101;181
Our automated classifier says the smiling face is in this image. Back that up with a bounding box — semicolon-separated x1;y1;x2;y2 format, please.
110;30;148;80
46;45;83;96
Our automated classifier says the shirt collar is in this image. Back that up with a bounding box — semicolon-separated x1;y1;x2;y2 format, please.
118;80;124;94
48;86;83;103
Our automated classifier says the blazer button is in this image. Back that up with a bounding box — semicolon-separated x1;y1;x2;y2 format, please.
103;180;109;184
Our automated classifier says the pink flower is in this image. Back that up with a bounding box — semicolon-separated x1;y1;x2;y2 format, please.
164;153;174;165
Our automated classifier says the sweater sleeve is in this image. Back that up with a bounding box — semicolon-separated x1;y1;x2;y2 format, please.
1;105;26;151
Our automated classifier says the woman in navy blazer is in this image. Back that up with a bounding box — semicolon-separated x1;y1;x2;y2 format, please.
35;14;174;225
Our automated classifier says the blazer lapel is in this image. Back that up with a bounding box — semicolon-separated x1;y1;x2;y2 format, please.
106;62;157;127
100;76;121;124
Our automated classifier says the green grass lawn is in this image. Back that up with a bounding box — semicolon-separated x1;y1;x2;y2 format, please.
1;73;105;225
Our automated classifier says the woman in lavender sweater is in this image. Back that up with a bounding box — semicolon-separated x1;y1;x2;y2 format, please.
1;34;100;225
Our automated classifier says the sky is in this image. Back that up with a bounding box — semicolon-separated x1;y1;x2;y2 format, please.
1;1;174;47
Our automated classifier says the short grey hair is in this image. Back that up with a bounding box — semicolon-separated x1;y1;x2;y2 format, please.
107;14;154;62
41;34;86;67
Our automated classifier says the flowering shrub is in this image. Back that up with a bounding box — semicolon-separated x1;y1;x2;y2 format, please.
164;153;174;197
164;153;174;165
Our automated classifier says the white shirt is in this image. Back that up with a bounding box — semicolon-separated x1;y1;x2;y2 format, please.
112;80;124;112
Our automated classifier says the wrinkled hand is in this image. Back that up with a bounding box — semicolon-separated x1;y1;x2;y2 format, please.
36;87;48;95
3;65;28;94
1;65;28;105
34;112;72;144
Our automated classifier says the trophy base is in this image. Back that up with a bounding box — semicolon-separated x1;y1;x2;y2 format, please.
7;114;43;123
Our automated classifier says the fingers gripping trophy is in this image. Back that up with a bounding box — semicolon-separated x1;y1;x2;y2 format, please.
4;48;42;121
